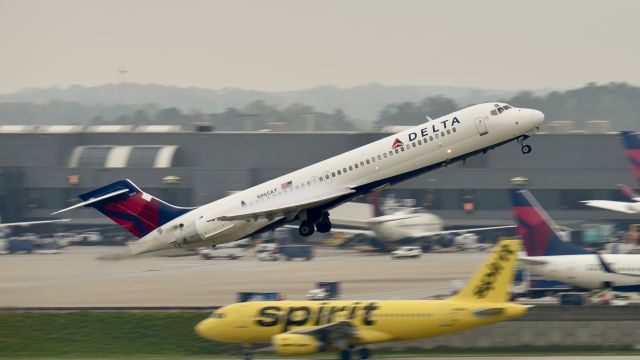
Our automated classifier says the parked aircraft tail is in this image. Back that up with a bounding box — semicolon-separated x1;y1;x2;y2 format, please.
620;131;640;182
449;239;520;303
368;192;385;217
617;184;640;201
509;189;590;256
53;179;195;238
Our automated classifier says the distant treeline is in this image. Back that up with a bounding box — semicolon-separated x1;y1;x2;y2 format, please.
376;82;640;130
0;82;638;130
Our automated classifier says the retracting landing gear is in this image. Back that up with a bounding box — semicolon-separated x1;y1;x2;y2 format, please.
340;349;352;360
358;347;371;359
518;136;532;154
299;221;315;237
338;345;369;360
315;212;332;233
298;211;332;237
241;344;253;360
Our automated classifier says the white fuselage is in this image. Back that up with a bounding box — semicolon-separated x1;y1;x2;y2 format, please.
130;103;543;254
370;211;443;242
521;254;640;291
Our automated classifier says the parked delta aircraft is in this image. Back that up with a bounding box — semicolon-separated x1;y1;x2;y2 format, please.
195;239;526;360
330;204;514;251
582;131;640;214
510;188;640;291
54;103;543;255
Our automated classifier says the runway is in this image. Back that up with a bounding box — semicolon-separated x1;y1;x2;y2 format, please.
0;246;488;306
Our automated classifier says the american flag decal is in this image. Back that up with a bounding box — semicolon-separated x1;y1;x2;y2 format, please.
281;180;293;190
392;138;404;149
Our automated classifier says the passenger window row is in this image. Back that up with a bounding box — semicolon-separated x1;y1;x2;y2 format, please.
315;126;458;182
249;126;458;205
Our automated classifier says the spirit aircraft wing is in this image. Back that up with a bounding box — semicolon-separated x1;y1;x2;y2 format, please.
217;188;355;221
0;219;69;228
581;200;639;214
286;320;359;338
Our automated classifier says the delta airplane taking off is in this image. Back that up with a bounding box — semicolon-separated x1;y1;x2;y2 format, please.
54;103;543;255
195;240;526;360
582;131;640;214
510;189;640;291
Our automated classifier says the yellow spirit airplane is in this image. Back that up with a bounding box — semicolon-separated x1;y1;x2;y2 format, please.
195;239;526;360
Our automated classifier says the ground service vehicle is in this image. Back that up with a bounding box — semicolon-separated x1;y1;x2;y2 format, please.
391;246;422;259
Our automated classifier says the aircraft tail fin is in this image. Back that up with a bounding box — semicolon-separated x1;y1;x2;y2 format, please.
620;131;640;183
617;184;640;201
368;192;384;217
54;179;194;238
509;189;590;256
449;239;520;303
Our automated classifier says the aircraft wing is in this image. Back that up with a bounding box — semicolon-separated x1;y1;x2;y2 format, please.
518;257;548;266
216;188;355;222
327;227;376;237
286;320;360;338
581;200;639;214
0;219;69;228
409;225;516;239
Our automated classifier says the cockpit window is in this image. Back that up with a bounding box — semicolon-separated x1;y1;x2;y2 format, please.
209;312;226;319
491;104;512;115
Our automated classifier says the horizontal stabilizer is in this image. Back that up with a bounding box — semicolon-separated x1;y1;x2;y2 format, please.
52;189;129;215
0;219;69;228
581;200;638;214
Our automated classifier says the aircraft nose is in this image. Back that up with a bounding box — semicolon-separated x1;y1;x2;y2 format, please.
195;319;215;340
531;109;545;126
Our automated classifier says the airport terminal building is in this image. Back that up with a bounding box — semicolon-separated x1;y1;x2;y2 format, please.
0;126;637;238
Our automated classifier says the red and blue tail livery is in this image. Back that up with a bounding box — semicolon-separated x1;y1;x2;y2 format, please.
77;179;194;238
509;189;589;256
620;131;640;182
617;184;640;201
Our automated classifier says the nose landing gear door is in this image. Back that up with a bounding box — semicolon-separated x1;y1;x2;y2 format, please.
474;116;489;136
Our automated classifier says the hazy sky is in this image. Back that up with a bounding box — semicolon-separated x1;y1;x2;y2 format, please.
1;0;639;94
